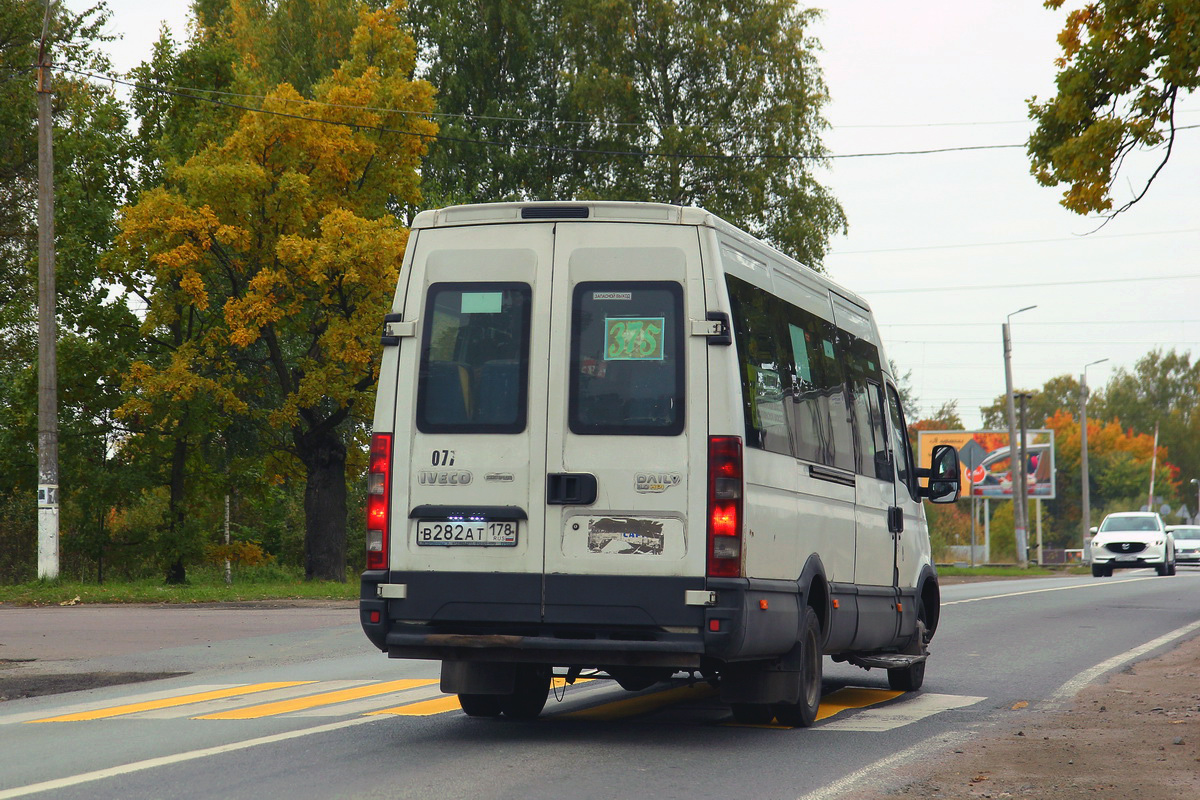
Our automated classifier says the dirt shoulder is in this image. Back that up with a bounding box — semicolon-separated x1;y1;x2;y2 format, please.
853;630;1200;799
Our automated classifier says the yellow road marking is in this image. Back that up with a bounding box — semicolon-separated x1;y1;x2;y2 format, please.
196;679;437;720
815;687;903;721
367;695;463;716
27;683;313;723
561;683;717;721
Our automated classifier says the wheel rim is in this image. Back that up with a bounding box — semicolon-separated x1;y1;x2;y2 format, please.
802;623;820;708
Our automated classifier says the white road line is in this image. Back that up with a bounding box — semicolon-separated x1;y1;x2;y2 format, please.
0;685;237;726
0;716;385;799
795;729;974;800
942;576;1151;605
817;693;985;732
1047;618;1200;709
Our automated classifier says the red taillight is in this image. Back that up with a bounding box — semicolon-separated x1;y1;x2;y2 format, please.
707;436;743;578
366;433;392;570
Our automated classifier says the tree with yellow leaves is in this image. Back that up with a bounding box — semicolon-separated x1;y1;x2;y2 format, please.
109;1;436;581
1028;1;1200;219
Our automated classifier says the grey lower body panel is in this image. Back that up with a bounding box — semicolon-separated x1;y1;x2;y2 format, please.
360;571;923;670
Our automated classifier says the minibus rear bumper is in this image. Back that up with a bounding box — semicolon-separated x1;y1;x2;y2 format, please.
360;570;813;669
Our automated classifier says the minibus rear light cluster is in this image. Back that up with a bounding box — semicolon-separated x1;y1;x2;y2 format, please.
707;436;744;578
366;433;393;570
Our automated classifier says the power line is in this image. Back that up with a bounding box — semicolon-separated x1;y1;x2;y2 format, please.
61;65;1198;163
889;341;1200;346
828;228;1200;255
878;319;1195;328
865;272;1200;295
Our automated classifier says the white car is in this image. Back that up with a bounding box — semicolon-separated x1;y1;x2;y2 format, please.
1090;512;1176;577
1165;525;1200;565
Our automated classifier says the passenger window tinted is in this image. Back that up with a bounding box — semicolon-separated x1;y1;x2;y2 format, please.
569;282;684;436
416;283;531;433
727;279;791;455
886;385;918;500
844;337;890;479
727;275;855;470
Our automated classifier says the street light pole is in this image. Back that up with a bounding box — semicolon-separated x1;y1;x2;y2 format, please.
1003;305;1036;568
1191;478;1200;525
1080;358;1108;558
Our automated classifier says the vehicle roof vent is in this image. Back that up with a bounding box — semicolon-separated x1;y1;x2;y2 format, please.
521;206;589;219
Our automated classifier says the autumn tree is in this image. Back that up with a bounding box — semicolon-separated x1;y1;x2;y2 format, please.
411;0;846;265
109;1;436;581
1028;1;1200;218
1094;348;1200;499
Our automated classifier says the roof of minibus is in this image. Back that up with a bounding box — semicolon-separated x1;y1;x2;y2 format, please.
409;201;874;314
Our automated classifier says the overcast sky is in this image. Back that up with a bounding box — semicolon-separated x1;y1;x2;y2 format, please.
73;0;1200;430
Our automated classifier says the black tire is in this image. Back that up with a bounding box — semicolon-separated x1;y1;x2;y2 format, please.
730;703;776;725
1157;561;1169;576
773;606;823;727
887;658;926;692
458;694;502;717
499;664;551;720
1091;564;1110;577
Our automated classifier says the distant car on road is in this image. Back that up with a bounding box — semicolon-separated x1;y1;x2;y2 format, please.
1165;525;1200;565
1090;512;1176;577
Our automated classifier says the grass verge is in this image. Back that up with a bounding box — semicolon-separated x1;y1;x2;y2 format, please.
0;567;358;606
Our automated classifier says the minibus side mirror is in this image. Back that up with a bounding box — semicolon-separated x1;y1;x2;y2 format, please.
919;444;960;504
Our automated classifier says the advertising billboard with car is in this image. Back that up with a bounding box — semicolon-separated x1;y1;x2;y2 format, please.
917;430;1056;500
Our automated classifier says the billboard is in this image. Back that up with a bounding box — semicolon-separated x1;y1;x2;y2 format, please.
917;429;1056;501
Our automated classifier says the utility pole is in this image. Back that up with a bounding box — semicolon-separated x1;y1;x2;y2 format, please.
36;1;60;580
1003;305;1035;568
1147;421;1159;512
1016;392;1032;566
1080;358;1107;557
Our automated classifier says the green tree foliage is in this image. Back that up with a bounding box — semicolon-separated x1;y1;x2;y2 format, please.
979;374;1084;430
913;400;964;432
109;1;436;582
1094;348;1200;506
1028;1;1200;217
0;0;140;582
411;0;846;264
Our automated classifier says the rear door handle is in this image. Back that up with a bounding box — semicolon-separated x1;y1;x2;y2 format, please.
547;473;597;505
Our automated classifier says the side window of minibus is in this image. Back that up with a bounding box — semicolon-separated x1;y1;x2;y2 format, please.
842;333;889;480
727;278;791;455
885;385;918;500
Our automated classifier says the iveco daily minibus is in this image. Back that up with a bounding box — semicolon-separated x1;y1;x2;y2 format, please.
360;202;960;726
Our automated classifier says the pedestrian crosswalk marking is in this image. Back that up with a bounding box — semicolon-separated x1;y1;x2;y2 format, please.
817;692;985;731
131;681;376;719
195;679;437;720
26;682;313;724
562;682;716;721
288;684;446;717
815;687;905;721
367;695;464;716
11;678;980;731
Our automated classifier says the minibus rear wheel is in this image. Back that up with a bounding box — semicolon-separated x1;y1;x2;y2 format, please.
499;664;551;719
773;606;822;727
458;694;502;717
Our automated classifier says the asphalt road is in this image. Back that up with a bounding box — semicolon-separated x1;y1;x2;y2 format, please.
2;568;1199;800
